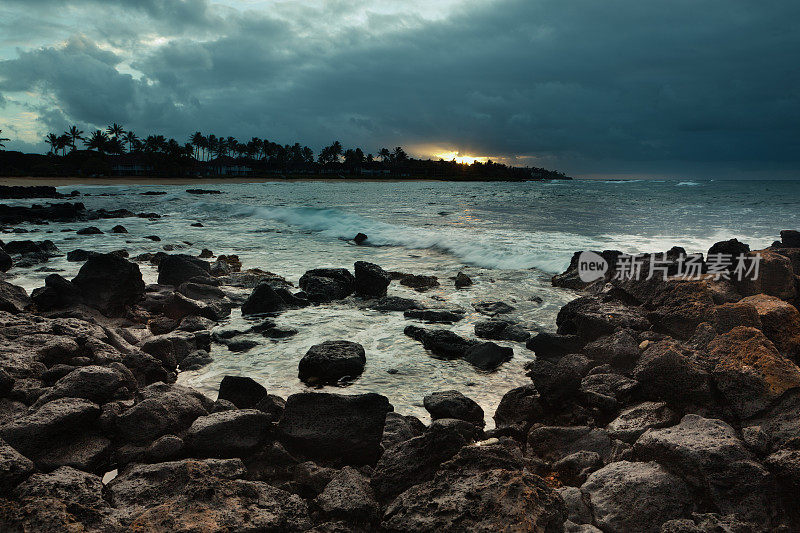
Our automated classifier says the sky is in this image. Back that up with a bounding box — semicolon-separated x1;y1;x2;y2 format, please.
0;0;798;178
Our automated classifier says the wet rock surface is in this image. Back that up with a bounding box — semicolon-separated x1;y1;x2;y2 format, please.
0;228;796;531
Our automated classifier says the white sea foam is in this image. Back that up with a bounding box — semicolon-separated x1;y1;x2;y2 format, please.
234;205;592;273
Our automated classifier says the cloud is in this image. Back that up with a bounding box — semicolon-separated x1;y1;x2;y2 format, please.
1;0;799;177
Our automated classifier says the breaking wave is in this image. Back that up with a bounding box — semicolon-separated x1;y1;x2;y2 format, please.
233;205;584;273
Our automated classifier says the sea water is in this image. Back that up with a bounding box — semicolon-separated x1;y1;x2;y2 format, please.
5;179;800;424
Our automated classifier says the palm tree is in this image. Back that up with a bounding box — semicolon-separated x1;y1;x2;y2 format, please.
393;146;408;162
85;130;109;152
207;135;218;160
123;131;139;153
189;132;205;160
106;123;125;139
378;147;392;162
45;133;60;154
0;129;9;150
57;134;70;156
65;126;84;152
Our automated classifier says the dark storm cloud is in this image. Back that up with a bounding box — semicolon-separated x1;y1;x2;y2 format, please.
1;0;798;176
2;0;218;30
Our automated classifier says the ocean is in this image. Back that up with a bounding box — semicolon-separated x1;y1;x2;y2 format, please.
5;179;800;424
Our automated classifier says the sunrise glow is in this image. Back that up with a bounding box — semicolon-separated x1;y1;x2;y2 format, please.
434;151;488;165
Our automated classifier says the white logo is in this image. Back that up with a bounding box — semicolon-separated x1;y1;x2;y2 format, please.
578;251;608;283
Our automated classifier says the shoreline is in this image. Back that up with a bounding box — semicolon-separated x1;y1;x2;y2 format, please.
0;192;798;531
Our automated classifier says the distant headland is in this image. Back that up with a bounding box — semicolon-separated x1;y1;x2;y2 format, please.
0;125;570;181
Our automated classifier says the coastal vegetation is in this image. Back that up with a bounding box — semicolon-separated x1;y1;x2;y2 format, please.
0;124;570;180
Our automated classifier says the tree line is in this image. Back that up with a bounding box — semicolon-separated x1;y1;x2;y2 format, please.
0;124;570;180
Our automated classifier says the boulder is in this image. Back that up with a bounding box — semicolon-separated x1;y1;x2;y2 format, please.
606;401;680;443
353;232;368;244
76;226;102;235
0;398;100;457
462;341;513;370
552;250;622;290
582;329;641;369
765;447;800;491
278;392;391;465
404;307;465;323
474;319;530;342
632;340;711;406
473;301;515;316
741;294;800;359
404;325;480;359
381;412;426;450
526;331;584;360
217;375;268;409
299;268;355;302
579;372;638;413
733;250;796;301
712;301;762;333
4;466;121;531
743;390;800;450
140;330;211;369
34;433;112;474
0;437;34;493
298;340;367;385
493;384;546;433
707;238;750;259
526;425;622;464
398;274;439;292
2;239;60;257
369;296;423;312
32;364;135;407
66;248;97;262
423;390;485;426
0;281;31;314
454;271;472;288
581;461;695;533
30;274;81;310
646;280;717;340
708;326;800;418
371;421;473;501
552;450;603;486
157;254;210;286
71;253;145;315
241;282;286;315
353;261;391;297
111;224;128;233
105;458;311;530
527;354;589;403
780;229;800;248
185;409;272;456
382;466;565;532
0;247;11;272
557;295;650;341
114;382;211;443
316;466;378;520
635;414;783;525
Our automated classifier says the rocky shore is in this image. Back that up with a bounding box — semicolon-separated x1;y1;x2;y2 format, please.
0;189;799;531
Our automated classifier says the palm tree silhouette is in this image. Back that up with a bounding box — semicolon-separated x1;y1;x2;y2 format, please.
45;133;60;154
123;131;139;153
85;130;109;152
57;134;70;156
0;129;11;150
190;132;205;160
106;123;125;139
65;126;84;152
